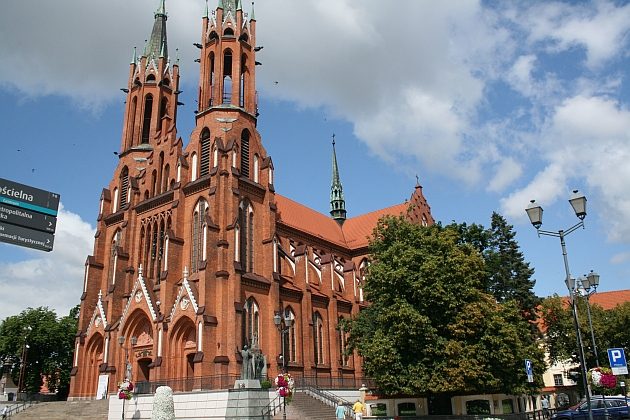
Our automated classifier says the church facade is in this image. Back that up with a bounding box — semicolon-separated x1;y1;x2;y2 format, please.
69;0;434;399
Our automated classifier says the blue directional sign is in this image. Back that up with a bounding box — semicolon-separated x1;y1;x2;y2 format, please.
0;178;60;216
608;348;628;375
525;359;534;383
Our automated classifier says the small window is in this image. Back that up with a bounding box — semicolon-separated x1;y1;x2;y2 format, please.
553;374;563;386
146;74;156;82
397;402;416;417
223;28;234;37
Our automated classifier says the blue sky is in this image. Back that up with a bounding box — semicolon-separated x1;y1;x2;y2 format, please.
1;0;629;320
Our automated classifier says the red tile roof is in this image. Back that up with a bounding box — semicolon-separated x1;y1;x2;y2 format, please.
275;195;410;250
587;289;630;309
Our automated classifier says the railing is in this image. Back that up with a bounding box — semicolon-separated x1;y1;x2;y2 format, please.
5;400;37;418
260;394;282;420
303;385;354;419
134;374;240;395
294;374;376;390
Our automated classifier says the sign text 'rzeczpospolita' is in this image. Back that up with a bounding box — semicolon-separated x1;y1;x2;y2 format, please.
0;178;59;252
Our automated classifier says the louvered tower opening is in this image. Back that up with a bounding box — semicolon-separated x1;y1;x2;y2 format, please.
241;131;250;178
200;129;211;177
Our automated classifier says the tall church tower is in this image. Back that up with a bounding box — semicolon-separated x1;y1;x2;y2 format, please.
330;135;347;224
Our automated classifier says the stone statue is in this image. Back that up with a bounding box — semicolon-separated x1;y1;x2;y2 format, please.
240;345;252;379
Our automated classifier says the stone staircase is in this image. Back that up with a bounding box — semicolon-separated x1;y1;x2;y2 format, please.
272;392;339;420
11;399;108;419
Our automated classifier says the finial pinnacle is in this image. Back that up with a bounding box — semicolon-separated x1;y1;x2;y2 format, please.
332;133;336;146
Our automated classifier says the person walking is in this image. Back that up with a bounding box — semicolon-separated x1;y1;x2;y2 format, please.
541;395;550;419
352;399;365;420
336;400;346;419
2;405;8;420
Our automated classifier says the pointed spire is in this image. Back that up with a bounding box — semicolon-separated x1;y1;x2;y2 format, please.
204;0;209;18
131;46;137;64
250;1;256;20
218;0;224;8
156;0;166;17
330;133;347;224
236;0;242;10
145;0;168;61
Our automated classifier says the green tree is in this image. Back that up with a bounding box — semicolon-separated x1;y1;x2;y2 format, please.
0;306;78;398
448;213;539;321
347;216;545;396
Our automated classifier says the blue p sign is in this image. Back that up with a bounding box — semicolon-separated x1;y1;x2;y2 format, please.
608;348;628;375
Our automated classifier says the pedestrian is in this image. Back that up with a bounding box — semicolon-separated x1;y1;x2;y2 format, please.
2;405;8;420
336;400;346;420
352;399;364;420
541;395;550;419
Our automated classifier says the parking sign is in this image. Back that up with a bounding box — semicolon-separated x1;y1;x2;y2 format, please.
608;348;628;375
525;359;534;383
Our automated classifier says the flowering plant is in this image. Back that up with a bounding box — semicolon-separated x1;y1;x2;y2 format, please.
275;373;295;403
118;380;134;400
589;367;617;389
151;386;175;420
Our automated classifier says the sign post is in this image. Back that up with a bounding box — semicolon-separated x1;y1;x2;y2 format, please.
0;178;59;252
608;348;628;375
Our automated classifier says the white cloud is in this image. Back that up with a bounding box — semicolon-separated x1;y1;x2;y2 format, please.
611;252;630;265
517;1;630;69
0;205;94;321
501;95;630;243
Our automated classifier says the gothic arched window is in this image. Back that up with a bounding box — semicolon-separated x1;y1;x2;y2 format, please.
338;317;349;366
240;54;247;107
200;128;211;177
240;130;250;178
191;199;208;273
238;200;254;272
108;229;122;285
284;307;297;363
209;52;215;107
313;312;325;365
119;167;129;209
141;94;153;144
243;298;260;348
222;50;233;104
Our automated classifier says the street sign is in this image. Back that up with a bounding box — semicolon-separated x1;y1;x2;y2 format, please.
525;359;534;383
0;203;56;233
608;348;628;375
0;178;60;216
0;221;54;252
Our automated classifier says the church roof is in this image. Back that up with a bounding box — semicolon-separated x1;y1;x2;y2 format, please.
275;194;410;250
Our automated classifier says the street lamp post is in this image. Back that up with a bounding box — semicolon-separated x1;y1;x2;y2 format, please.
526;190;593;420
17;326;32;400
577;271;608;419
274;311;294;420
118;335;137;420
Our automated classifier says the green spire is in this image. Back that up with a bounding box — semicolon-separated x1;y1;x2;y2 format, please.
330;134;347;223
250;1;255;20
236;0;242;10
218;0;224;8
146;0;168;60
131;46;137;64
204;0;209;18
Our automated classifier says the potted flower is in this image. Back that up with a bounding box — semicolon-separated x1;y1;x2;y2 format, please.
118;380;134;400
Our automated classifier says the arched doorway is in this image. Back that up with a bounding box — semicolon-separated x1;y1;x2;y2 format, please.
120;309;154;393
83;333;104;398
169;317;197;392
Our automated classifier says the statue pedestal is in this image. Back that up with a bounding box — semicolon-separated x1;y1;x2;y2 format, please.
234;379;261;389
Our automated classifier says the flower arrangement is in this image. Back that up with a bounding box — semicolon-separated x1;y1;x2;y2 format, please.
118;380;134;400
151;386;175;420
589;367;617;389
275;373;295;403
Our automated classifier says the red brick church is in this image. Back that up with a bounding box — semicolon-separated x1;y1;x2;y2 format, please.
69;0;434;399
